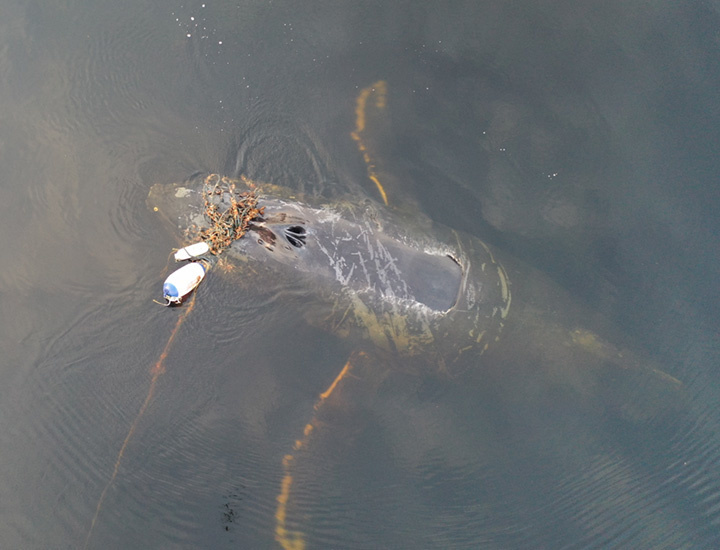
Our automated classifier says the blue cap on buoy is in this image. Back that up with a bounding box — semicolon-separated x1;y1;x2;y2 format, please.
163;282;179;300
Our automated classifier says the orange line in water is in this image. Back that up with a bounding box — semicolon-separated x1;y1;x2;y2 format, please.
351;81;389;205
274;352;364;550
83;295;197;549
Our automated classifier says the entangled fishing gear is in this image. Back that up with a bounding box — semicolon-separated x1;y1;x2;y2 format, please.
191;173;265;256
155;174;265;305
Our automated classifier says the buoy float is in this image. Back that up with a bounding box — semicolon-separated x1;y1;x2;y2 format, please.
161;262;207;305
174;241;210;261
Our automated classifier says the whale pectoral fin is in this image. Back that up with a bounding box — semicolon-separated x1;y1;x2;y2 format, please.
351;81;426;212
274;350;392;549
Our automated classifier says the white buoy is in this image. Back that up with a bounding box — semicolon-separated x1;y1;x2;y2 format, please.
162;262;207;304
174;241;210;261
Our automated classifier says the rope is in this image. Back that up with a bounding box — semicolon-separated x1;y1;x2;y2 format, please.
188;173;265;255
84;294;197;549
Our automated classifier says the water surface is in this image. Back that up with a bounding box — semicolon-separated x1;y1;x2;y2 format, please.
1;1;719;548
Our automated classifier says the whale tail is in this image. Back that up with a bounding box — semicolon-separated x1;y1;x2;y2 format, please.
486;311;686;424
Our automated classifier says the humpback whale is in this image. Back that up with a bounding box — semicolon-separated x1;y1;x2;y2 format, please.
147;171;684;549
148;173;681;401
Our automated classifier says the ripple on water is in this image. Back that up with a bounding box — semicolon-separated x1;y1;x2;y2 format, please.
232;112;352;200
15;288;278;547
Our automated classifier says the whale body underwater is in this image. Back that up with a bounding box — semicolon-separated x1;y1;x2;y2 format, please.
148;174;682;420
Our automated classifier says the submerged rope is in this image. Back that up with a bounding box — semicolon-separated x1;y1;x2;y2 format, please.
84;295;197;549
86;174;262;546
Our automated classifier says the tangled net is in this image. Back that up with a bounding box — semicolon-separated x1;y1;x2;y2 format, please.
189;173;265;255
